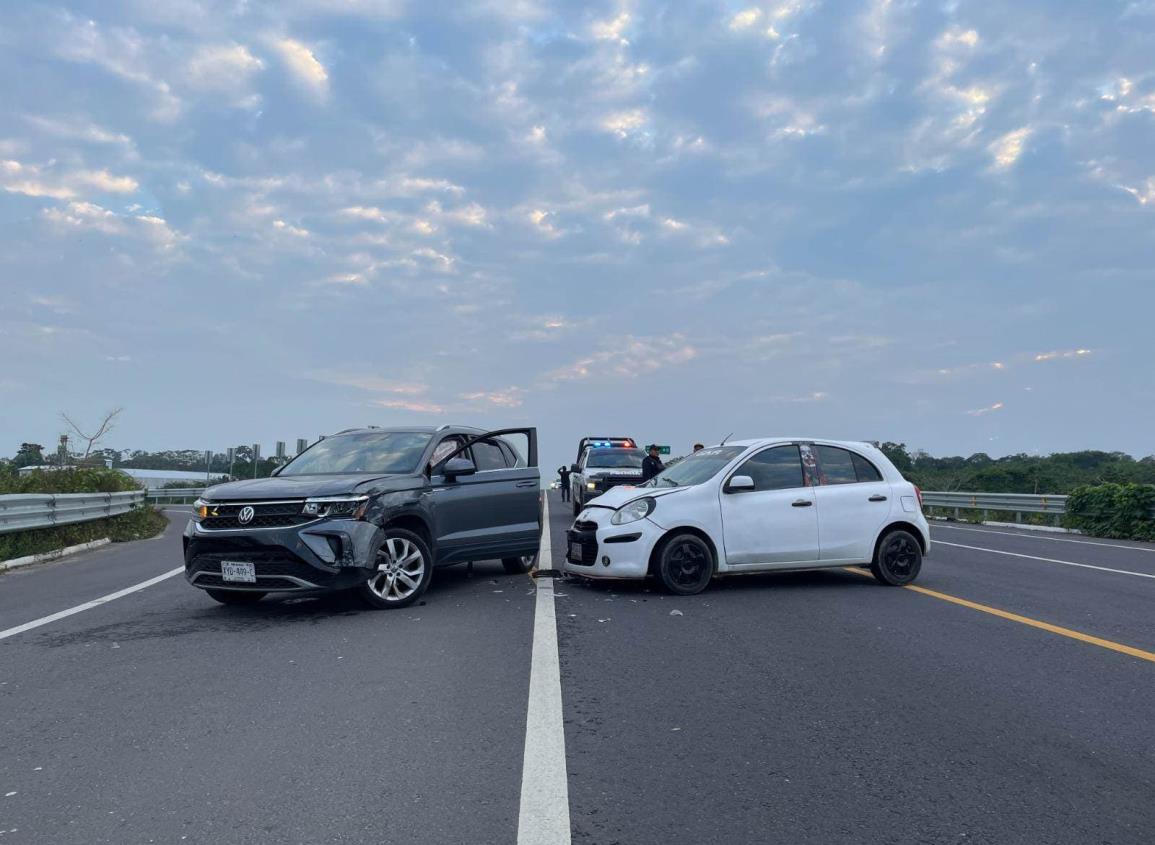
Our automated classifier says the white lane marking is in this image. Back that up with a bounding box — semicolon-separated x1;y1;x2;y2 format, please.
517;497;571;845
933;523;1155;553
0;567;184;641
935;541;1155;581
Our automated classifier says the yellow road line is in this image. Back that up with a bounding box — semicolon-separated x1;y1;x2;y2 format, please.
842;568;1155;665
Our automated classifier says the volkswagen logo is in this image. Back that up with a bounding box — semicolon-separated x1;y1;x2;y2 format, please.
237;506;255;525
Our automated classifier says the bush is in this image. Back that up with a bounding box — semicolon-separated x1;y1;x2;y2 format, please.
1064;483;1155;542
0;466;139;495
0;507;169;563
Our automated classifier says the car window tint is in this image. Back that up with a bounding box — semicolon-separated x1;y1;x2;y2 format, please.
851;452;883;483
815;446;858;485
472;440;508;471
431;436;465;466
736;445;803;491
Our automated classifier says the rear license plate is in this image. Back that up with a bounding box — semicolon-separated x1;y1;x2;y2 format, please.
569;542;583;561
221;561;256;583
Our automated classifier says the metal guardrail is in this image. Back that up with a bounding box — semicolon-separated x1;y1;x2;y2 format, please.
146;488;206;504
0;491;146;536
921;491;1068;524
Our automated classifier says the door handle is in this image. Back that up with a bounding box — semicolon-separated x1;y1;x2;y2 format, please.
515;480;538;488
792;499;813;507
869;495;888;502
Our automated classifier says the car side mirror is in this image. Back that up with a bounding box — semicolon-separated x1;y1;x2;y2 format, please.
726;475;755;493
443;457;477;480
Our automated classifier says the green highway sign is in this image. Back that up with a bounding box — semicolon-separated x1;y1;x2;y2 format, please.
658;446;671;455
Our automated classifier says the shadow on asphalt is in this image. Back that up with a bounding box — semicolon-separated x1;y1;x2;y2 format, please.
27;560;530;647
560;566;882;600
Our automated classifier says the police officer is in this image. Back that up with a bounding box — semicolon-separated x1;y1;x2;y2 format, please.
558;465;572;502
642;444;665;482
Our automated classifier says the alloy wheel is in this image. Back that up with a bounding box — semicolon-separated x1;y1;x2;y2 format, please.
367;537;427;603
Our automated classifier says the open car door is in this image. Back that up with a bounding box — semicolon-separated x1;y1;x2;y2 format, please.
429;428;541;565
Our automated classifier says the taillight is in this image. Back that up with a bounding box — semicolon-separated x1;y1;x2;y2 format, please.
914;486;924;509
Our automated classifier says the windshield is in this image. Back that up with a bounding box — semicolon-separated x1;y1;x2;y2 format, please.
279;432;433;476
642;446;746;488
586;449;645;469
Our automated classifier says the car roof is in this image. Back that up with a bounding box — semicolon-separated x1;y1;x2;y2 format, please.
716;437;880;450
331;425;485;436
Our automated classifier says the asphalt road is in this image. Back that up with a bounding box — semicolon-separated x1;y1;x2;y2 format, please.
2;496;1154;844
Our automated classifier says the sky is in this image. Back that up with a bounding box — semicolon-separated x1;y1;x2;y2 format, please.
1;0;1153;473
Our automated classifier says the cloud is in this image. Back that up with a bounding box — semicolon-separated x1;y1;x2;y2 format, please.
592;12;631;44
1119;178;1155;206
24;115;134;150
460;387;526;408
528;209;563;238
545;335;698;384
1034;348;1092;362
374;398;445;413
989;127;1032;171
75;170;139;193
40;201;182;249
601;109;649;140
967;402;1005;417
55;17;182;121
185;43;265;106
0;160;138;199
271;37;329;98
729;8;763;31
273;219;310;238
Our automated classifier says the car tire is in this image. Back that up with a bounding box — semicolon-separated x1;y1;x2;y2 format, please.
357;528;434;609
870;529;923;586
206;589;266;605
502;553;536;574
654;533;714;596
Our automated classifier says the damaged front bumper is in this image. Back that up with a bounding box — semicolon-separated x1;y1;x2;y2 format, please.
183;518;385;594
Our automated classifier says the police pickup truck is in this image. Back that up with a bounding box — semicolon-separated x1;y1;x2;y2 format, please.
569;437;646;515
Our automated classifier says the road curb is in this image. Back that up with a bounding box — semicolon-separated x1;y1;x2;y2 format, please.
0;538;111;573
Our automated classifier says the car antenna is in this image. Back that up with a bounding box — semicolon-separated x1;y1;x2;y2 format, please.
720;432;734;445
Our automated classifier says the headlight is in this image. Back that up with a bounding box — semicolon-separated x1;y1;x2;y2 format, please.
192;499;215;520
587;482;597;490
303;496;370;520
611;497;655;525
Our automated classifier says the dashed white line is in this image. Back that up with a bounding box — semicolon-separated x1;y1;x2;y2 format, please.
0;567;184;642
935;541;1155;580
517;497;571;845
933;523;1155;553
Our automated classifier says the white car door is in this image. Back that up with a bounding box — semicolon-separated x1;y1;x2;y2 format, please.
811;444;893;563
719;444;820;567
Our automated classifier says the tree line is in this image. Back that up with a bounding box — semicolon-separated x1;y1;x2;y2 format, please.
875;443;1155;495
5;439;1153;494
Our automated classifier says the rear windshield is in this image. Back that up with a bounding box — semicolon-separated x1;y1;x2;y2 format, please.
279;431;433;475
586;449;645;469
643;446;746;488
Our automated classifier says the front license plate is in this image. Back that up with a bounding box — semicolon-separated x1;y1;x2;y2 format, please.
221;561;256;583
569;542;583;561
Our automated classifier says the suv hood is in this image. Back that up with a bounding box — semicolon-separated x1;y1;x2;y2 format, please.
203;474;400;501
584;484;689;510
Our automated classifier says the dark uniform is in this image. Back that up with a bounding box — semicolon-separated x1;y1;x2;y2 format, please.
641;449;665;482
558;466;571;501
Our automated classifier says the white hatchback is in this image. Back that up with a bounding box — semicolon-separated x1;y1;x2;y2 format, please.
563;439;930;595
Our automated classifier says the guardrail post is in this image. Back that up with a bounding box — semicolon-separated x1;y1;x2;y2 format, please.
1015;511;1022;524
954;507;960;520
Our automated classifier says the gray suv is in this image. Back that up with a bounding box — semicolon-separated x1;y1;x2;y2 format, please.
183;426;541;609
